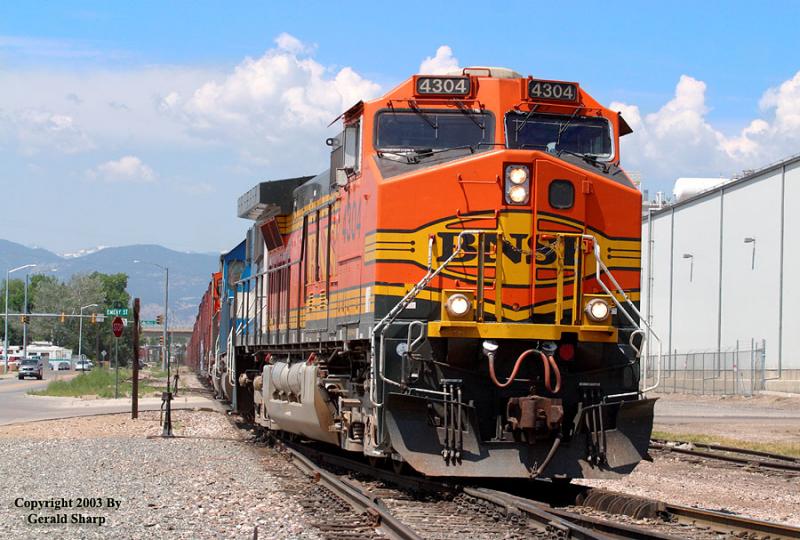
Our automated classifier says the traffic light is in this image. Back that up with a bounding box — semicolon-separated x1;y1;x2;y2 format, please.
159;336;164;346
156;314;163;325
60;312;66;323
91;313;97;323
20;315;30;324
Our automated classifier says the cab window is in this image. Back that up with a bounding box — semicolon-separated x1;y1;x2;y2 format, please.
343;121;361;172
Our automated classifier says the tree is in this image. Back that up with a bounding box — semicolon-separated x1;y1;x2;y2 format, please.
22;272;135;366
1;278;26;348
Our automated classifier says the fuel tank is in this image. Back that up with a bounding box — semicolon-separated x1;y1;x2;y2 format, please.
261;361;339;445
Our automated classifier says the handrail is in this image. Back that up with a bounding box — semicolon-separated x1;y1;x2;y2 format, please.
583;234;662;394
370;229;484;407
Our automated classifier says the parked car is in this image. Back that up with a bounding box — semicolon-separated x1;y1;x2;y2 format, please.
18;358;43;380
49;360;71;371
75;359;93;371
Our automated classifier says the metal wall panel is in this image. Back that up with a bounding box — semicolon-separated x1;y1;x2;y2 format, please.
720;171;782;367
670;196;721;352
641;211;673;356
781;162;800;369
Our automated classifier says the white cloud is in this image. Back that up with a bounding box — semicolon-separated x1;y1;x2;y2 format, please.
0;109;94;155
419;46;460;75
274;32;314;55
611;71;800;190
88;156;156;183
161;33;382;171
0;66;219;152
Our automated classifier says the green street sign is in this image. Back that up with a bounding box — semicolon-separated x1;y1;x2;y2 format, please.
106;308;129;317
141;319;157;326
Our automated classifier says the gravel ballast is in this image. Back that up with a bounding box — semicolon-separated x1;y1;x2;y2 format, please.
0;411;322;539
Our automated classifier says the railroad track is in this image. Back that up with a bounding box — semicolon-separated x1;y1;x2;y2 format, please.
650;438;800;476
217;404;800;539
269;435;800;539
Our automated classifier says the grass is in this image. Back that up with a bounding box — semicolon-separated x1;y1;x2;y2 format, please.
29;368;158;399
145;368;170;380
652;430;800;459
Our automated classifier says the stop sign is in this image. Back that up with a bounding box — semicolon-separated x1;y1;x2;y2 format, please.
112;316;124;338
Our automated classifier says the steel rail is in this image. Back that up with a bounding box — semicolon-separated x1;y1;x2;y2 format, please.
280;443;423;540
577;487;800;540
651;438;800;463
663;502;800;539
650;441;800;473
281;439;453;495
465;487;678;540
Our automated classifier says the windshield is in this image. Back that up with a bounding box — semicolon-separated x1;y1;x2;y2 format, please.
505;111;613;159
375;110;493;151
22;360;37;366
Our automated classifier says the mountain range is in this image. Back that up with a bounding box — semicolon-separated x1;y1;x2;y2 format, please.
0;239;218;325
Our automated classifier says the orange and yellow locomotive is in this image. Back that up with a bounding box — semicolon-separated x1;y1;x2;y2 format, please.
192;66;655;479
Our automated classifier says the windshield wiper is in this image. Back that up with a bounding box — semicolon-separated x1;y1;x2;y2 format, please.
376;149;430;164
408;100;438;132
555;108;581;147
377;145;476;164
556;148;610;173
514;105;540;136
454;101;485;130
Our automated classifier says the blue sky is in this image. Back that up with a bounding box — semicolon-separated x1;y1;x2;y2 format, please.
2;1;800;253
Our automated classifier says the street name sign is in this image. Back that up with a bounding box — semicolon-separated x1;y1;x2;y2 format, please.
106;308;129;317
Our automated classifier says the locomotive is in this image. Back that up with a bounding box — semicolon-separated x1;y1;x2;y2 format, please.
187;66;656;479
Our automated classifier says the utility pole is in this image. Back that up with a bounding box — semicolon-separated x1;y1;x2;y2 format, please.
4;263;36;372
22;274;29;359
77;303;98;368
132;298;139;419
163;267;169;372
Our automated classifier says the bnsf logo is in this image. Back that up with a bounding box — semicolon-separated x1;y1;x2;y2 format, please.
437;232;579;266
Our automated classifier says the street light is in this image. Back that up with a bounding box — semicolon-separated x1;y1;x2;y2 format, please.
682;253;694;282
77;303;99;368
4;264;37;371
744;237;756;270
133;259;172;437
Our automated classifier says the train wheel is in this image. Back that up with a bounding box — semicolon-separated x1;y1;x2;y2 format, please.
367;456;382;469
391;459;406;475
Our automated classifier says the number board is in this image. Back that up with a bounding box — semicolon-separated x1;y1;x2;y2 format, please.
415;76;471;96
528;79;579;103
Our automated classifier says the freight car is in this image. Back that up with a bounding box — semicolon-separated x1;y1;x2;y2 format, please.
187;66;659;479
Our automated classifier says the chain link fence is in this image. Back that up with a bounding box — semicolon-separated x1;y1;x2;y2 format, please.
642;339;767;396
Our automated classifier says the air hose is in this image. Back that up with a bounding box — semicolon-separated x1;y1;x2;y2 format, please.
487;348;562;393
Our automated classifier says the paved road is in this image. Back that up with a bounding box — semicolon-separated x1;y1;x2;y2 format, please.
0;370;221;426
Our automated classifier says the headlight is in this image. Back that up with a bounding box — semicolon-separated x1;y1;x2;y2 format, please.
506;166;528;185
585;299;610;322
505;164;530;205
445;293;472;318
507;185;529;203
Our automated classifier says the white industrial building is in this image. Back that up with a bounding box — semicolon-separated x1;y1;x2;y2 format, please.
641;153;800;394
